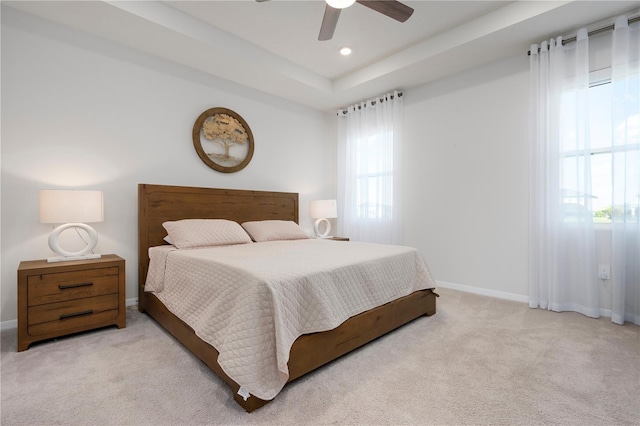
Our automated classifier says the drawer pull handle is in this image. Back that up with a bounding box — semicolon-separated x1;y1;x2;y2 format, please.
58;282;93;290
59;310;94;320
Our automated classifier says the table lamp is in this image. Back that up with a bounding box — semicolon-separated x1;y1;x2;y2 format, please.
309;199;337;238
39;190;104;262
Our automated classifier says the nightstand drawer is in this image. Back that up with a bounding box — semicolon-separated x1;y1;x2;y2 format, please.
27;267;119;306
28;293;119;328
28;309;119;337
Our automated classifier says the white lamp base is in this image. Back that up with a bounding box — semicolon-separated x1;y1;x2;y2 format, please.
47;223;101;263
47;253;102;263
314;218;332;238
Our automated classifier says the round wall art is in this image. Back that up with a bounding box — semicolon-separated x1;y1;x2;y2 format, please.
192;107;254;173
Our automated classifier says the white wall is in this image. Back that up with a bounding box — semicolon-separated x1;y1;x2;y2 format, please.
403;55;531;300
0;7;336;323
402;31;619;305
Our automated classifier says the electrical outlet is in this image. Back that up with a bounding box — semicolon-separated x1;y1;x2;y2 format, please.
598;264;610;280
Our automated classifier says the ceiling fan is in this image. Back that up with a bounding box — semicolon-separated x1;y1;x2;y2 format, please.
256;0;414;41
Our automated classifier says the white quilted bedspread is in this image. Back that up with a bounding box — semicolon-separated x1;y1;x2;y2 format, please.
145;239;435;400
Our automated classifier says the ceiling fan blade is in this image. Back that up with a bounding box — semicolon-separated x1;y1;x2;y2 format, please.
318;5;341;41
356;0;414;22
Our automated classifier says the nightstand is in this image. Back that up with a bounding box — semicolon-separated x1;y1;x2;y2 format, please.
328;237;349;241
17;254;126;351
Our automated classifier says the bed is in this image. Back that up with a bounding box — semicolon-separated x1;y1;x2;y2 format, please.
138;183;438;412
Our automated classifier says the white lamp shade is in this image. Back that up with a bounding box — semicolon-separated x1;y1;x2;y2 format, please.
40;190;104;224
309;199;337;219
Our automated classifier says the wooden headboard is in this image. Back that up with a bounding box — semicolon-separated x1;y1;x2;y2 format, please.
137;184;299;311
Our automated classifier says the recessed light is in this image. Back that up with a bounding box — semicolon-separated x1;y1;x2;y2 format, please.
339;46;352;56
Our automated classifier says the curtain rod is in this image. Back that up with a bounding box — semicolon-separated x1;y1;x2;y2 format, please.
337;92;403;116
527;15;639;56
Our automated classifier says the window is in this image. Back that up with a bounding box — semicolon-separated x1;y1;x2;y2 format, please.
338;91;403;244
355;131;393;221
560;70;640;224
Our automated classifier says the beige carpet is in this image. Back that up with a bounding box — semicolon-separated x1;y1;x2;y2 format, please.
1;288;638;425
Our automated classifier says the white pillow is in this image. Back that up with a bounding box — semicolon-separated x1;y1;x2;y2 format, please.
162;219;252;249
241;220;309;242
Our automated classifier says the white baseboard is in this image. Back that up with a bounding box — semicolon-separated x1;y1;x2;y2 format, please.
436;280;529;304
1;319;17;331
436;281;628;321
0;298;139;331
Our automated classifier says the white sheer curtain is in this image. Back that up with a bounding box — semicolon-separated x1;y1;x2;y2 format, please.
337;91;403;244
529;29;600;318
611;16;640;325
529;15;640;325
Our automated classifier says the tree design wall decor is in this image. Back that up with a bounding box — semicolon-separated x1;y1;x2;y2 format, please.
192;107;254;173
